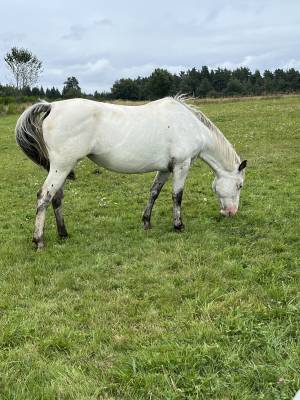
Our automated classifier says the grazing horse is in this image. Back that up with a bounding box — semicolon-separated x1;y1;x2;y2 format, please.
15;95;247;249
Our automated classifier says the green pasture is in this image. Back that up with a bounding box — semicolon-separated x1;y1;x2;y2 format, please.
0;96;299;399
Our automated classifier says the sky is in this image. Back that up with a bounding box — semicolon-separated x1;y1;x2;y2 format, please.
0;0;300;93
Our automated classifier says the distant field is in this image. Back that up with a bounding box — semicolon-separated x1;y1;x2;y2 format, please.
0;96;299;399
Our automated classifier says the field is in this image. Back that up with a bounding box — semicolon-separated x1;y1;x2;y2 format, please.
0;96;299;400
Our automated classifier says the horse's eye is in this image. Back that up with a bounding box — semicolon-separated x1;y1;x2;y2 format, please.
237;184;243;190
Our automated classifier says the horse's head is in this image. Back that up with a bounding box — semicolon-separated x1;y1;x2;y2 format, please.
212;160;247;216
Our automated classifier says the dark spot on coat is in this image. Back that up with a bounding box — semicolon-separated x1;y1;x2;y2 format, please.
37;204;45;213
52;196;62;209
45;191;52;204
150;188;159;201
67;170;76;180
172;189;183;206
168;157;175;172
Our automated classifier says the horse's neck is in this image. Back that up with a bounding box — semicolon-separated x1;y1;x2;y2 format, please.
199;131;239;177
200;151;227;176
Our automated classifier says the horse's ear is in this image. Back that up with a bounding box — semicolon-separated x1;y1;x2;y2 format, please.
238;160;247;172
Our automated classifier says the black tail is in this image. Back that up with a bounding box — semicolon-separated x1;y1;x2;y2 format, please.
15;102;75;179
15;102;51;170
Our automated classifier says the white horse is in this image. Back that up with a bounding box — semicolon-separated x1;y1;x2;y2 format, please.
16;95;247;249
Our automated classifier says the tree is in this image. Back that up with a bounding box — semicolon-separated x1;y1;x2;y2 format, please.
94;90;111;100
146;69;174;99
225;78;244;96
197;78;213;97
179;68;201;95
22;86;32;96
212;68;231;93
46;87;61;100
111;78;140;100
250;70;264;95
62;76;81;98
274;69;287;92
135;76;152;99
32;87;41;96
200;66;211;81
4;47;42;90
232;67;251;83
40;86;45;97
285;68;300;92
263;70;275;93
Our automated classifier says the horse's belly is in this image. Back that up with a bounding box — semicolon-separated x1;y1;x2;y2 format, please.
88;151;168;174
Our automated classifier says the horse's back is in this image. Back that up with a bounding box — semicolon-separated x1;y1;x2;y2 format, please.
42;98;205;173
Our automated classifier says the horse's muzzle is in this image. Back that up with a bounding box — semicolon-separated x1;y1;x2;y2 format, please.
220;207;238;217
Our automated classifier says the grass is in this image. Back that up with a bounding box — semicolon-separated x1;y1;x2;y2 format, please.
0;96;299;399
0;102;32;116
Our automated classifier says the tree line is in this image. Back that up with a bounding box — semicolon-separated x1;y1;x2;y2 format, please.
1;47;300;102
107;66;300;100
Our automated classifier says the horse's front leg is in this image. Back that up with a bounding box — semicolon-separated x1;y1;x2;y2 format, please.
172;159;191;231
33;167;71;250
142;171;170;229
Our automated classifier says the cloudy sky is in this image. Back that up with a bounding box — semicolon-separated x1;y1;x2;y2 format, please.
0;0;299;93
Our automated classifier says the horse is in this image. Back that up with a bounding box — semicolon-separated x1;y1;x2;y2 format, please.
15;95;247;249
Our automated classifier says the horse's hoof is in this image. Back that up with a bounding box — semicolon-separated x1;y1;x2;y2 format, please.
33;237;44;250
143;221;152;230
174;223;185;232
58;231;69;239
34;241;44;251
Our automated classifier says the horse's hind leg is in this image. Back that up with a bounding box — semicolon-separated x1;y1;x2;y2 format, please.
33;166;72;249
172;159;191;231
52;186;68;238
142;171;170;229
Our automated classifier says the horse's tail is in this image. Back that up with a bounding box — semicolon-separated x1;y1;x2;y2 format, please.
15;101;51;171
15;102;76;180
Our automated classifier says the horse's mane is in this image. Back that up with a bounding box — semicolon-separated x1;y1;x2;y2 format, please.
174;94;240;171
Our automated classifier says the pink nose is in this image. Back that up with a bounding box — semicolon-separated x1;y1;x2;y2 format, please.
220;207;238;217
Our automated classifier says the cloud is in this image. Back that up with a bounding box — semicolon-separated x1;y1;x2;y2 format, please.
61;19;112;41
77;59;111;74
120;63;187;79
210;54;274;71
43;58;112;88
42;60;188;92
1;0;300;91
94;18;112;27
61;25;88;41
282;59;300;70
0;33;27;56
